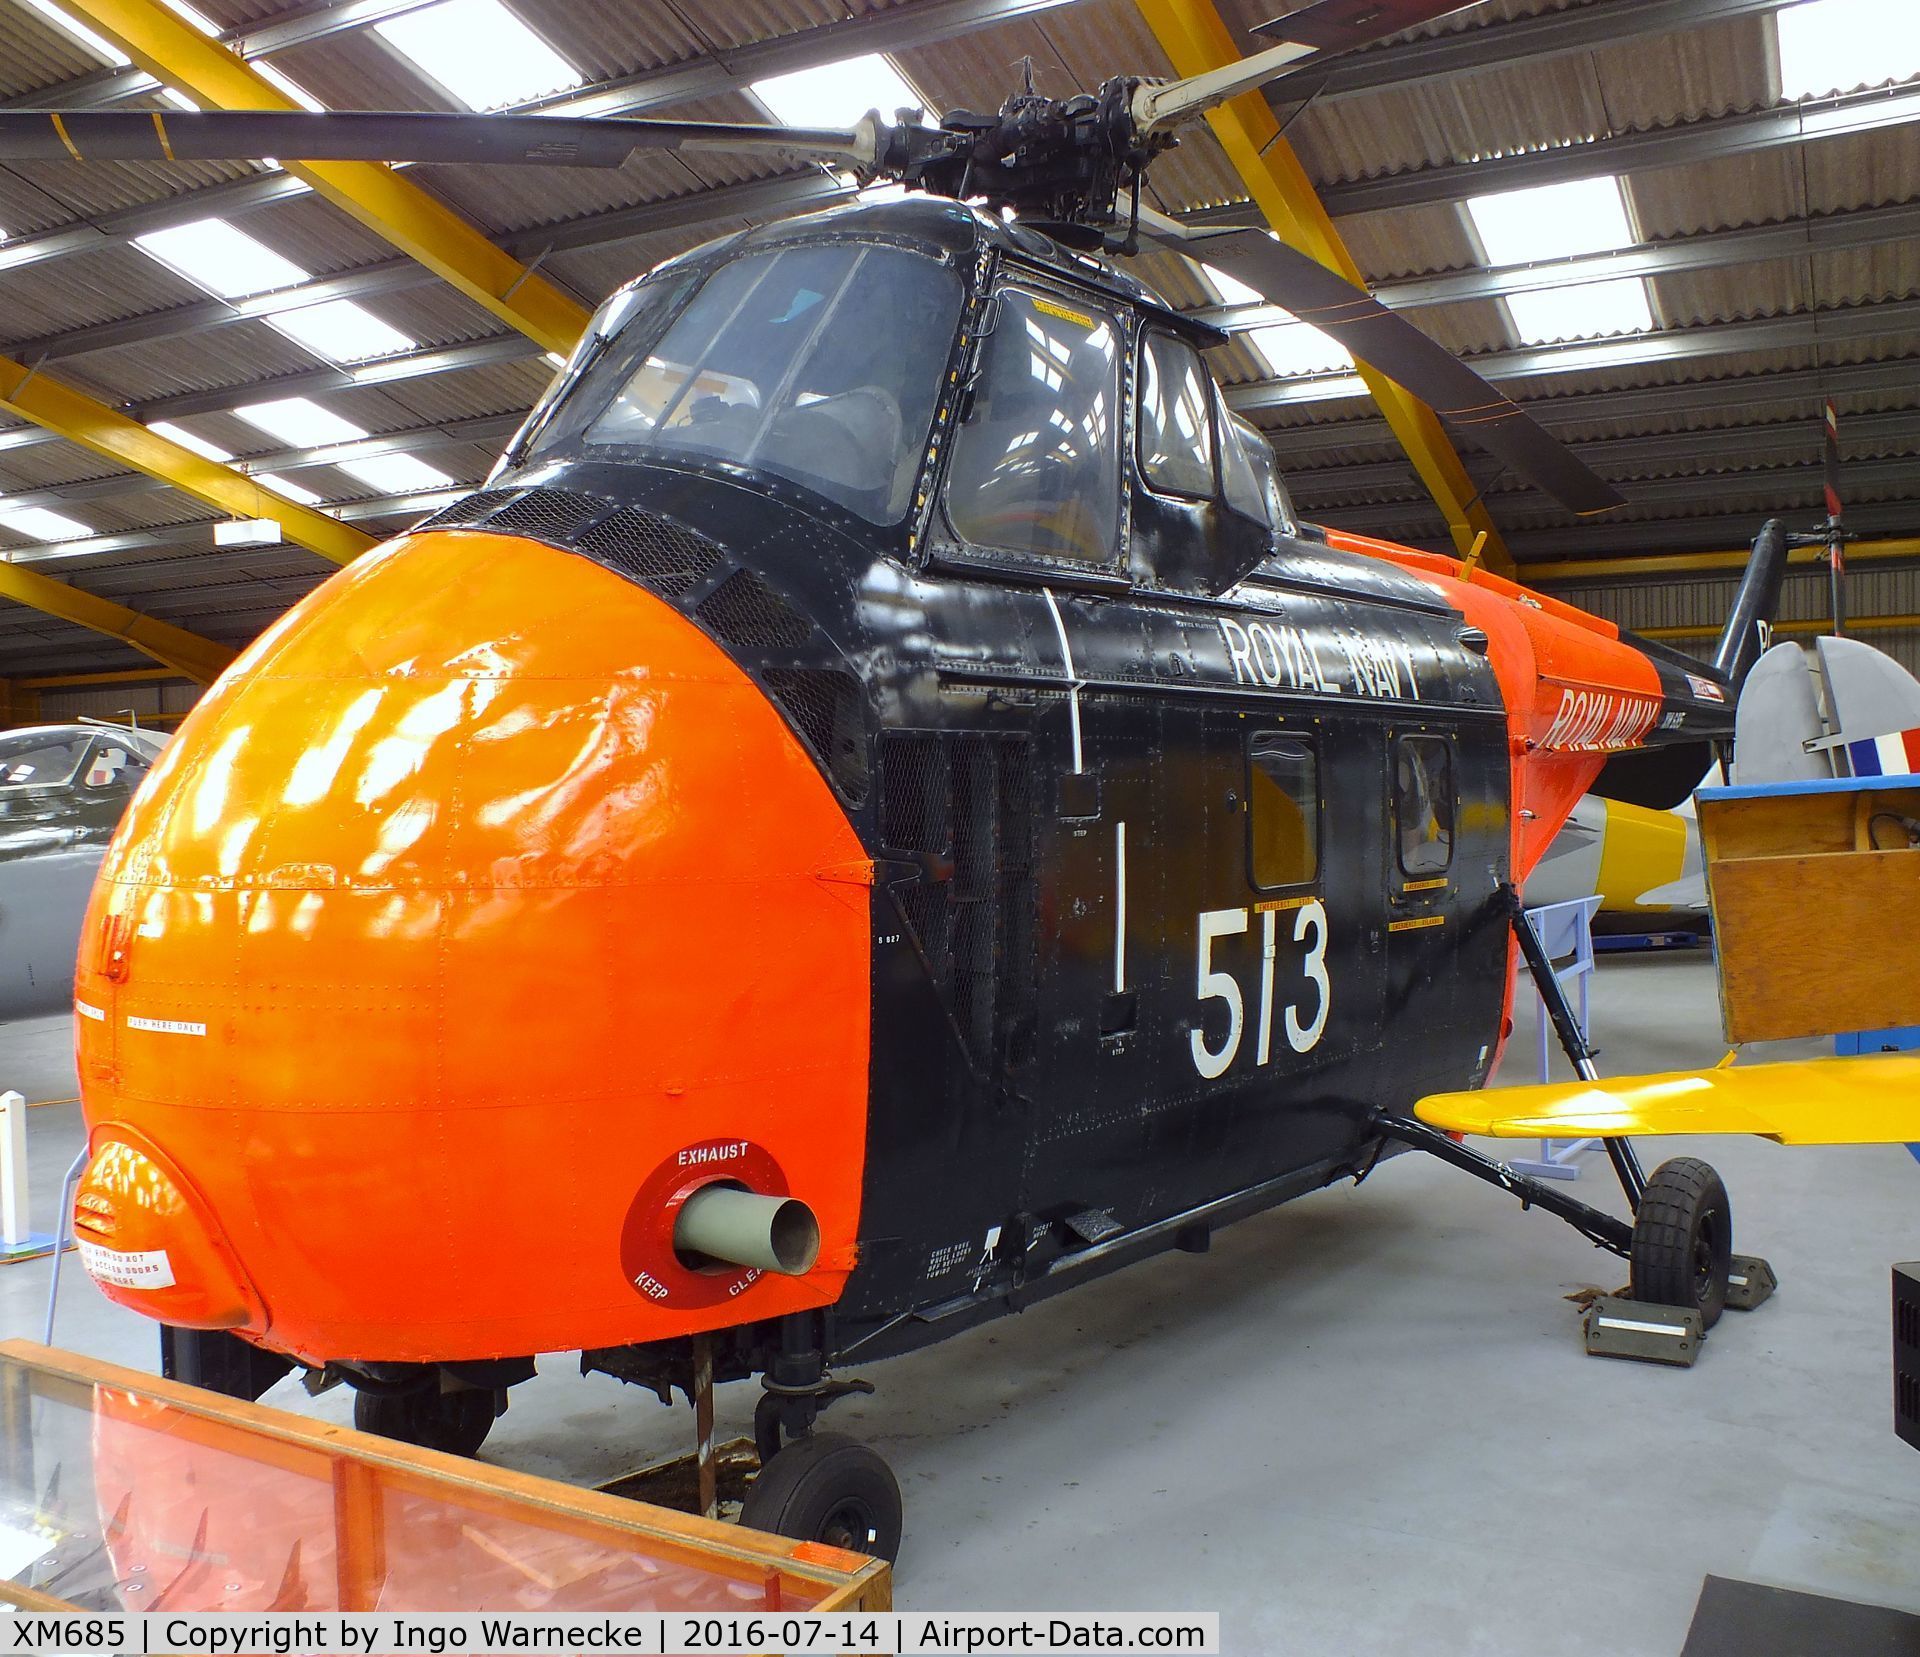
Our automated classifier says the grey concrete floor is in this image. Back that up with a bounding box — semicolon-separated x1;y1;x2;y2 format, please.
3;953;1916;1653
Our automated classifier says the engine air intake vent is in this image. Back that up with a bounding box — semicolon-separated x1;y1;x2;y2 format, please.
485;488;609;544
696;570;810;650
420;488;516;529
578;508;721;597
763;669;868;803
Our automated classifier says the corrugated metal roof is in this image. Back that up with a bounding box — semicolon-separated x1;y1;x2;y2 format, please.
0;0;1913;680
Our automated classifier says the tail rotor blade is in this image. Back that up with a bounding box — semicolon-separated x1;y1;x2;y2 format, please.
1141;212;1625;515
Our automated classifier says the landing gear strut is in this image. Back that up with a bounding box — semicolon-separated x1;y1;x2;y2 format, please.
736;1315;900;1562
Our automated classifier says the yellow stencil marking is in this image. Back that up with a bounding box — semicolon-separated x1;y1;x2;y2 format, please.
1389;915;1446;932
1254;894;1314;913
1032;297;1095;329
1403;877;1449;892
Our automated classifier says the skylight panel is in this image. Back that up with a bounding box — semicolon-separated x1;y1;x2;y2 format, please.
752;54;923;128
1246;317;1355;378
234;399;367;448
1466;178;1655;346
1466;177;1637;265
147;420;234;461
1200;262;1265;310
1777;0;1920;97
341;453;453;494
135;219;307;299
256;473;325;505
1506;277;1655;344
0;504;91;542
375;0;582;111
270;300;415;363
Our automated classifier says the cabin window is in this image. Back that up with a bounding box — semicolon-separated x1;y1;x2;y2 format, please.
1248;733;1319;889
1393;734;1455;877
1218;394;1268;524
540;242;964;526
945;287;1123;565
1138;332;1216;498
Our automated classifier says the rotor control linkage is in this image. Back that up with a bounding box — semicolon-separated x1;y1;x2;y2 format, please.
1371;1112;1633;1259
1502;885;1647;1210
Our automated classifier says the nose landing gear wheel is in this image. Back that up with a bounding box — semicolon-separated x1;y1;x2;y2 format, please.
739;1432;902;1563
1630;1156;1733;1328
353;1384;500;1457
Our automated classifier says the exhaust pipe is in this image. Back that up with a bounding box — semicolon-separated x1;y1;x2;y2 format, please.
673;1185;819;1276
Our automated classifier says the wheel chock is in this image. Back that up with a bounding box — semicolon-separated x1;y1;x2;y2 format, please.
1726;1254;1777;1312
1583;1296;1703;1366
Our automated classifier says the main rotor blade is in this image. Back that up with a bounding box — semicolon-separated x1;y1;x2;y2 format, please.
1133;0;1485;131
1139;211;1626;516
0;109;877;170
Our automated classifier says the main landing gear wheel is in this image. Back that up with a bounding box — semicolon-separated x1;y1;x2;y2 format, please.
353;1384;499;1457
739;1432;903;1563
1630;1156;1733;1329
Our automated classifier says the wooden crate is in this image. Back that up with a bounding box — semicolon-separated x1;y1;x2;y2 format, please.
1699;778;1920;1044
0;1339;890;1617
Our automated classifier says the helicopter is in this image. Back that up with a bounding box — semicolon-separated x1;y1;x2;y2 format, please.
0;722;167;1020
5;0;1794;1565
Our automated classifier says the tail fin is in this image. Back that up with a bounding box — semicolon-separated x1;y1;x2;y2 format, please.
1712;517;1791;691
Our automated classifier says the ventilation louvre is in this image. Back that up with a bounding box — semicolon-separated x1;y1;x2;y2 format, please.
764;668;868;803
420;487;516;529
485;488;609;543
1898;1264;1920;1454
696;570;811;650
879;733;1035;1073
577;508;720;597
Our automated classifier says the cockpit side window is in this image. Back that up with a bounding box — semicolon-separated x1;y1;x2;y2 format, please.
943;286;1123;566
527;242;964;527
0;733;91;788
1137;331;1216;498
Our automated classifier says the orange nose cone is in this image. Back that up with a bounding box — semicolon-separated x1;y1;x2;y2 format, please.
75;530;871;1365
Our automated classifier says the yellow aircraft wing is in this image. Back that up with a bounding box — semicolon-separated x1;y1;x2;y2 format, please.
1416;1054;1920;1145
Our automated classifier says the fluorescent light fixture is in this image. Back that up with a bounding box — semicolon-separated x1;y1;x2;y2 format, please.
1466;177;1655;345
752;53;923;127
543;350;567;368
160;87;199;111
375;0;582;110
135;218;306;299
256;472;324;505
147;420;234;461
270;299;414;362
1466;176;1638;265
157;0;220;36
1777;0;1920;97
234;398;367;448
215;518;282;547
253;60;326;113
340;453;452;494
0;504;92;541
1505;277;1655;343
19;0;130;66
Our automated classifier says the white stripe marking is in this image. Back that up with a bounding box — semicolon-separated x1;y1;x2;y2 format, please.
126;1015;206;1037
1114;820;1127;993
1595;1315;1691;1338
1042;587;1083;774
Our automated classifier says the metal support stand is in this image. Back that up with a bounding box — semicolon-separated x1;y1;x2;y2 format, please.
691;1334;716;1521
1512;898;1601;1181
1507;891;1645;1212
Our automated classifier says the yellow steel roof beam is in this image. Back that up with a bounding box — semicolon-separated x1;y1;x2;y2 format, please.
0;559;236;684
1131;0;1511;572
57;0;590;355
0;356;375;569
1529;537;1920;585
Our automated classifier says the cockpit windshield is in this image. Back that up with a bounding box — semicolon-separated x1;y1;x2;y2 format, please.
525;242;965;526
0;732;90;789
